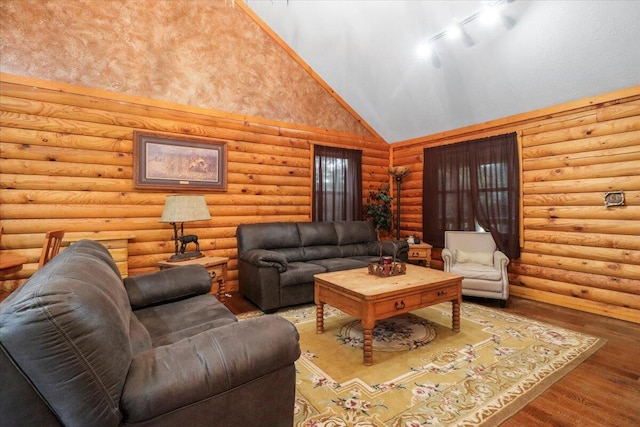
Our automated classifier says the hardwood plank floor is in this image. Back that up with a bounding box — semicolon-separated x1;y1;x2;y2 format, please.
225;293;640;427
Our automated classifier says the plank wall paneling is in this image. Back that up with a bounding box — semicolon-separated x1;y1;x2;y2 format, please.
0;73;390;294
391;87;640;324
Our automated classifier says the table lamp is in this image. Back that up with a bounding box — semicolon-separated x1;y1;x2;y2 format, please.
160;195;211;262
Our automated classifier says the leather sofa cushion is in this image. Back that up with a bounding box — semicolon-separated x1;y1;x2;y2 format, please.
303;245;341;260
308;257;369;272
339;242;371;257
280;262;326;287
297;222;338;246
121;316;300;423
134;295;237;346
129;314;153;356
237;222;301;255
346;255;382;264
334;221;377;245
275;247;305;263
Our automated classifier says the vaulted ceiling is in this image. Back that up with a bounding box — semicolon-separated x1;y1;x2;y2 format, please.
247;1;640;143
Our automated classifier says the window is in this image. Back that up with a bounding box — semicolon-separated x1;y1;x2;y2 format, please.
313;145;362;222
422;133;520;258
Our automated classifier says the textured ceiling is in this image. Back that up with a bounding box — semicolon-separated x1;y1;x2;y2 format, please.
247;1;640;143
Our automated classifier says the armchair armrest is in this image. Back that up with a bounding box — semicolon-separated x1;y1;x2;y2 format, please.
494;251;510;269
442;248;453;271
121;315;300;423
123;265;211;309
240;249;288;272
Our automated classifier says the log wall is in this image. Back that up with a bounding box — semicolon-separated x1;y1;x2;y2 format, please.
0;73;390;295
391;87;640;324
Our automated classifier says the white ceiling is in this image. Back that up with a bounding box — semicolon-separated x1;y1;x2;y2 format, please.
247;0;640;143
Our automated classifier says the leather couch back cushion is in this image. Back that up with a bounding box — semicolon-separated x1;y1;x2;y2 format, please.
303;245;341;260
274;247;305;262
0;240;132;426
297;222;338;246
339;243;372;257
237;222;301;255
334;221;377;245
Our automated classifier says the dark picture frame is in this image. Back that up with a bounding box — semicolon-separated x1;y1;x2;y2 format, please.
133;131;227;191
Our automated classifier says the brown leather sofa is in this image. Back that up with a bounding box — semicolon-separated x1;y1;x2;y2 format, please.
237;221;409;313
0;240;300;427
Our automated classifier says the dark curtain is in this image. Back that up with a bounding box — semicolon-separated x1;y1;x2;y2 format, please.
313;145;362;222
423;133;520;258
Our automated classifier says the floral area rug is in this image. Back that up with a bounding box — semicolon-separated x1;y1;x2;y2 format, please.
268;302;605;427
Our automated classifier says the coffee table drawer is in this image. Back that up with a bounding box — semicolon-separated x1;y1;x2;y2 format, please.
374;293;422;317
422;285;459;303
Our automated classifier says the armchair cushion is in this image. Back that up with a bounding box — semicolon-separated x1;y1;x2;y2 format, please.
451;263;503;281
456;249;494;266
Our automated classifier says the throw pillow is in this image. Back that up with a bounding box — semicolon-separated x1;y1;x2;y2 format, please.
456;249;494;266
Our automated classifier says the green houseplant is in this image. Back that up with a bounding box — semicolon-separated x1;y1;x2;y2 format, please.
364;185;393;235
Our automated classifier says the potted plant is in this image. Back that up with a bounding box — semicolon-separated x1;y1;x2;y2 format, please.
364;185;393;237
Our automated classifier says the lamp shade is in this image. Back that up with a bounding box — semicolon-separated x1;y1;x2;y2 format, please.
160;195;211;223
388;166;410;179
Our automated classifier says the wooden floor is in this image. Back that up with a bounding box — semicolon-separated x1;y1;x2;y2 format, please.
225;293;640;427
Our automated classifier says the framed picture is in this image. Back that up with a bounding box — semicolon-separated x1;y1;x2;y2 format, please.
133;131;227;191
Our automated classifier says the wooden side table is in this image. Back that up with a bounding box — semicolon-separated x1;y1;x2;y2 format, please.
408;243;432;266
158;256;229;303
0;252;28;277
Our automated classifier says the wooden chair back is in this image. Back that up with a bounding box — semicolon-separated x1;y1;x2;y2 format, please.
38;230;65;269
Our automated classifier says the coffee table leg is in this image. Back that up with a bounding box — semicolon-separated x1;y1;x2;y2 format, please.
316;302;324;334
452;300;460;332
363;326;374;366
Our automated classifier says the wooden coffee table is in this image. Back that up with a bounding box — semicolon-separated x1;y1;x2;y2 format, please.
314;264;463;365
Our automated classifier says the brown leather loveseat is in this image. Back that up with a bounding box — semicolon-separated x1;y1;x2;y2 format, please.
0;240;300;427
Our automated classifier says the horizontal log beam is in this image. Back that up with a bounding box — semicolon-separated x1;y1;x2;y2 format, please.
510;261;640;295
522;191;640;207
518;252;640;280
523;206;640;221
523;218;640;235
523;230;640;250
523;176;640;194
510;286;640;324
509;274;640;310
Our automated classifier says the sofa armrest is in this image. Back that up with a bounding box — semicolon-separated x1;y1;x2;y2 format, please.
368;240;409;262
442;248;453;271
123;265;212;309
121;315;300;423
241;249;288;272
387;240;409;261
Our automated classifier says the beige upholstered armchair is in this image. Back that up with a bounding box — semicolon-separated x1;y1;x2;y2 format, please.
442;231;510;307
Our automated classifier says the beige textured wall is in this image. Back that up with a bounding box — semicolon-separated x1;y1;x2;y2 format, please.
0;0;370;136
